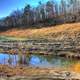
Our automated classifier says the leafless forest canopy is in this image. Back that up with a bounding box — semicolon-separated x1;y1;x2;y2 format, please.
0;0;80;31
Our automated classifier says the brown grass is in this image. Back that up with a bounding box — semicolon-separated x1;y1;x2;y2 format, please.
69;62;80;73
0;23;80;40
0;65;65;76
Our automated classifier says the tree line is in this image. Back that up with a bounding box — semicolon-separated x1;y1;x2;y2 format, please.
0;0;80;31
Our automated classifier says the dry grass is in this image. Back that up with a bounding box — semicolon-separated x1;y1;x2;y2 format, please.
0;65;65;76
0;23;80;40
70;62;80;73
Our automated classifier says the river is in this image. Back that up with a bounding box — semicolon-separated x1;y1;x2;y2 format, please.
0;53;79;69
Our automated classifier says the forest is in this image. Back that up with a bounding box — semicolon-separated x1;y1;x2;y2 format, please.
0;0;80;31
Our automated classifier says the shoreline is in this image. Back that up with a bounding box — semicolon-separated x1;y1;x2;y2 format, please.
0;65;79;79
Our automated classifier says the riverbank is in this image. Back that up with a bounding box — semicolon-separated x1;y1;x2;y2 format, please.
0;65;80;79
0;65;66;77
0;23;80;57
0;23;80;40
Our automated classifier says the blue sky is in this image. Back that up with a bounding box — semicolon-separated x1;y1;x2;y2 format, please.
0;0;60;18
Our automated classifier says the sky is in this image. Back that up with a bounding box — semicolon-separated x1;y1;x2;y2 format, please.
0;0;60;19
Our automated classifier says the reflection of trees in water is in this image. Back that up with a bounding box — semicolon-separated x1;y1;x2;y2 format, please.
18;45;31;66
26;54;31;65
44;55;54;62
1;48;79;68
18;54;31;66
33;54;54;63
18;46;26;65
54;57;77;68
32;54;78;68
14;53;17;66
8;54;13;65
2;45;32;66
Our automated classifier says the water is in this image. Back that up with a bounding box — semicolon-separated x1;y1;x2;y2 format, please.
29;54;77;68
0;53;18;66
0;53;79;68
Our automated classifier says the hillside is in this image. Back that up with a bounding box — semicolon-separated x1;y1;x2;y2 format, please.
0;23;80;40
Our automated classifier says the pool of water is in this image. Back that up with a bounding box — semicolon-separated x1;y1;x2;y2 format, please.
0;53;18;65
0;53;79;68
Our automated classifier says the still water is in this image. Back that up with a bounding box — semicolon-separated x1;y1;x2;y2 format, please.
0;53;79;68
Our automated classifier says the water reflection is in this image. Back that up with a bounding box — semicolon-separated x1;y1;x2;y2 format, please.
0;53;18;66
29;55;74;68
0;53;79;68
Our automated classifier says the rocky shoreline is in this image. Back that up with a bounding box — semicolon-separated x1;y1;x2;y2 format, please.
0;65;80;80
0;72;80;80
